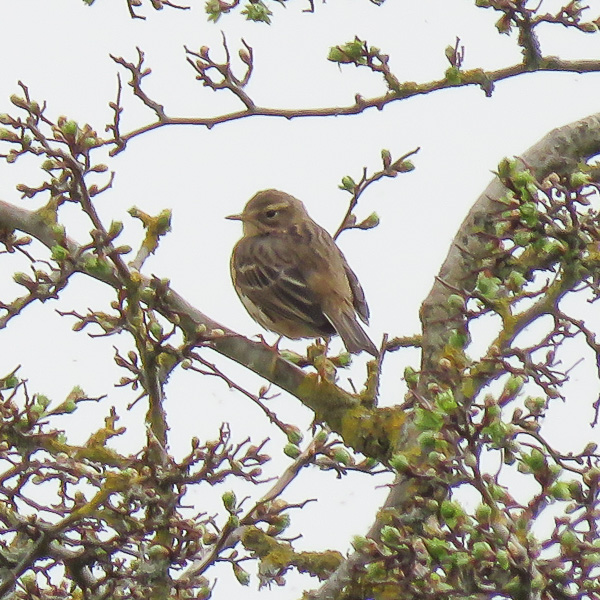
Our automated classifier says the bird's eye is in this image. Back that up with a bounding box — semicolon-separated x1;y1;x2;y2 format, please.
265;209;278;219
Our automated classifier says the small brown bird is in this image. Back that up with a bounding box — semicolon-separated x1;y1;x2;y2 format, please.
227;189;378;356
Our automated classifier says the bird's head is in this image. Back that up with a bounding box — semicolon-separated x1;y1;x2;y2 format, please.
226;189;308;236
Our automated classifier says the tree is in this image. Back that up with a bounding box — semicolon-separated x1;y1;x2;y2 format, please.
1;1;600;598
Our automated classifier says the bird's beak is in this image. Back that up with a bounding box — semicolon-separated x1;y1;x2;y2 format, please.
226;213;243;221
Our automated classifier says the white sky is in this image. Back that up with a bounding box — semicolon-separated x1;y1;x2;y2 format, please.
1;0;600;597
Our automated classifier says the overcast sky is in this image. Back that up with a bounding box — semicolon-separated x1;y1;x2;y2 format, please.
1;1;600;598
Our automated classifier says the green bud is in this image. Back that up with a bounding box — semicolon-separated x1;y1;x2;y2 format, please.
267;513;290;535
567;480;583;499
389;453;410;473
498;190;516;205
560;529;578;551
148;544;169;559
403;366;419;388
447;294;465;309
36;394;51;409
506;270;527;290
242;2;272;23
62;400;77;413
570;171;591;188
436;389;457;412
472;541;493;560
30;402;46;420
362;457;378;469
497;157;519;179
21;573;36;591
50;224;66;238
226;514;239;528
512;170;535;188
445;66;461;84
339;176;356;191
83;256;114;278
424;538;449;561
475;503;492;522
476;272;501;299
489;483;508;502
61;120;78;136
108;221;124;238
328;47;346;62
198;587;211;600
351;535;371;552
233;563;250;586
41;159;58;171
333;448;352;466
504;374;524;395
417;430;437;450
9;95;26;108
51;245;69;262
450;552;470;568
205;0;222;22
416;409;444;432
366;561;387;579
2;375;18;389
338;39;365;61
440;500;464;527
357;212;380;230
13;272;33;286
522;448;546;473
283;443;301;459
497;549;510;569
156;209;172;233
82;136;99;148
514;231;533;246
524;396;546;415
393;159;415;173
550;482;571;500
504;576;524;594
284;425;303;445
222;490;236;511
448;329;469;348
238;48;252;65
314;429;328;444
519;202;538;227
149;321;163;340
381;148;391;168
380;525;404;548
278;349;303;364
0;128;18;142
335;351;352;367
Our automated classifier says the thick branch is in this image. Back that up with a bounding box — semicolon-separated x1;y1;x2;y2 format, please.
0;201;402;459
311;111;600;600
420;112;600;387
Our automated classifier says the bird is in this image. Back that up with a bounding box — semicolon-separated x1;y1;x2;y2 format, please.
227;189;378;356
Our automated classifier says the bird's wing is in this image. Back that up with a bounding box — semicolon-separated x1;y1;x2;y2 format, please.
343;262;370;325
232;235;332;331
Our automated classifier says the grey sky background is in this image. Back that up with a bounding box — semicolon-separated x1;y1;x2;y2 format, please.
1;1;600;597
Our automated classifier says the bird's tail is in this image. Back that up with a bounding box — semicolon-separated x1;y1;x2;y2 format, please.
327;310;378;357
